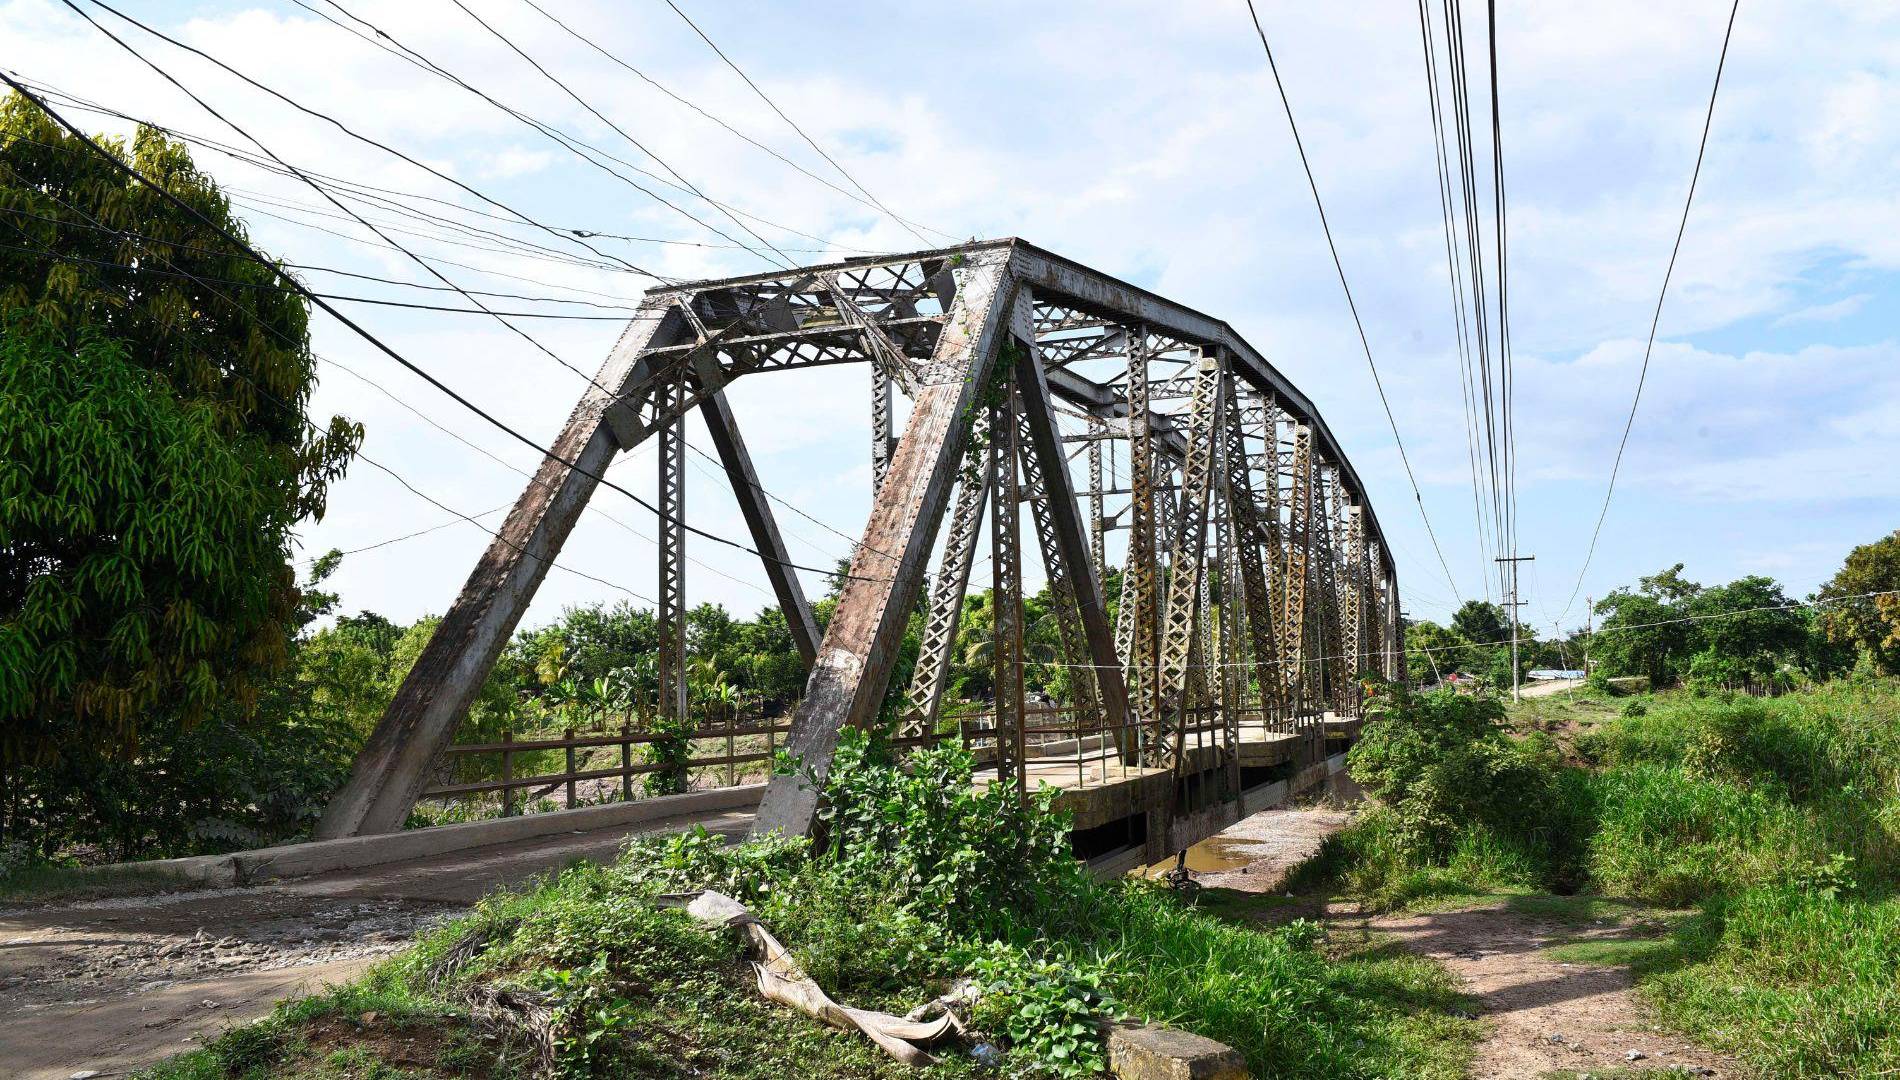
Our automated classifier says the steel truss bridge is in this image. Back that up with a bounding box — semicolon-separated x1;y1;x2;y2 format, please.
317;240;1402;851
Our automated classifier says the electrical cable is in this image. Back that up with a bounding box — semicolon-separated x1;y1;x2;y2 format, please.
660;0;942;248
298;0;799;269
69;0;677;398
516;0;959;243
1241;0;1464;605
1416;0;1495;605
1559;0;1741;624
71;0;669;282
0;74;893;586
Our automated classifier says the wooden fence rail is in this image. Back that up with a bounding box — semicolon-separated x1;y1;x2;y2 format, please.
420;715;794;815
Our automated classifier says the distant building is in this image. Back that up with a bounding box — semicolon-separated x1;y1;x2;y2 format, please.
1527;668;1586;681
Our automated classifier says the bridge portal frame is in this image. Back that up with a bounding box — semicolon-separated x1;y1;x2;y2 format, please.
316;238;1401;841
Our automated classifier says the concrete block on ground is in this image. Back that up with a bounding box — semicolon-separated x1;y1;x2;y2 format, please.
1106;1021;1248;1079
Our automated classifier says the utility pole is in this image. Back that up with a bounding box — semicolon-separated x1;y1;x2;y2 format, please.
1495;555;1535;702
1584;595;1593;677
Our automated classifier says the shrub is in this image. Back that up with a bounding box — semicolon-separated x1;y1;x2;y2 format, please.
1343;686;1595;896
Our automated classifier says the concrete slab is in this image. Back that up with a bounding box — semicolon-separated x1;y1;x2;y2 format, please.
1106;1021;1248;1079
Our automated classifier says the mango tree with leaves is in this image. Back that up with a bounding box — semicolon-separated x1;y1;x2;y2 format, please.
0;95;359;857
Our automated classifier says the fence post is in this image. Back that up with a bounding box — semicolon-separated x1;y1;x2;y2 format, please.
501;729;515;817
620;721;633;802
564;727;577;809
726;707;737;787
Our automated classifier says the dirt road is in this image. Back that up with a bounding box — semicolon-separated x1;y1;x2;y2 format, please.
1519;677;1586;699
0;807;751;1080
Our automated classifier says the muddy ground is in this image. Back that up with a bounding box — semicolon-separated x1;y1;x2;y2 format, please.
0;806;753;1080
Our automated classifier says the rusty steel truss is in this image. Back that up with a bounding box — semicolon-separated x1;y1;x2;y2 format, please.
316;240;1402;840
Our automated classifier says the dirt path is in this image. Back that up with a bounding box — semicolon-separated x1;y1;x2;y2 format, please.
1179;788;1733;1079
0;807;752;1079
1519;677;1587;699
1350;903;1731;1078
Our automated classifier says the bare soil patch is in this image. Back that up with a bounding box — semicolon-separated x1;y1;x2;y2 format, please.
1345;901;1733;1079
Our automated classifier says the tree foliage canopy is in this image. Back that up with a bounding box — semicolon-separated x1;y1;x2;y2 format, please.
1816;530;1900;675
0;94;358;768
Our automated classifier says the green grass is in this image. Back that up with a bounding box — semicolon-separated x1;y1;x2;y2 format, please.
1295;678;1900;1078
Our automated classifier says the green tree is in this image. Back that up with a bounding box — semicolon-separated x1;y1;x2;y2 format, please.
1591;570;1700;687
1684;575;1806;689
0;97;358;853
1450;600;1509;645
1816;530;1900;675
1400;619;1461;686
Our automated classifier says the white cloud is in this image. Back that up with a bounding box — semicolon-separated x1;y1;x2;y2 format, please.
1772;293;1871;326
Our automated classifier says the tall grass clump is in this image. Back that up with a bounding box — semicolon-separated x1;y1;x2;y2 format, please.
1293;685;1596;907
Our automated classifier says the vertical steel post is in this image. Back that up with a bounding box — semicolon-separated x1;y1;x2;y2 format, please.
1281;424;1313;733
990;370;1027;792
657;379;688;731
899;411;991;739
1152;356;1224;773
1123;332;1159;748
1088;416;1107;581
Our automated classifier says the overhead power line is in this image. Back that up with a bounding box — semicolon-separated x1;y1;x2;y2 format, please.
1415;0;1494;606
1241;0;1465;605
1560;0;1742;624
71;0;667;281
1485;0;1519;611
516;0;958;242
67;0;673;395
0;237;641;320
660;0;947;248
0;74;889;587
9;75;869;257
296;0;802;269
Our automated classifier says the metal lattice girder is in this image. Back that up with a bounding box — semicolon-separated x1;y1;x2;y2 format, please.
753;249;1017;837
657;380;688;725
1087;417;1107;580
1220;376;1280;724
1009;296;1129;738
1150;355;1226;772
871;366;893;490
1281;423;1313;713
1212;422;1244;800
990;370;1028;792
1015;405;1101;727
899;408;991;739
1313;467;1344;711
1342;503;1365;700
1122;333;1159;729
1252;396;1288;723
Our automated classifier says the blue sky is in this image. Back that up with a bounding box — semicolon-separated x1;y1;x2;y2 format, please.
4;0;1897;636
